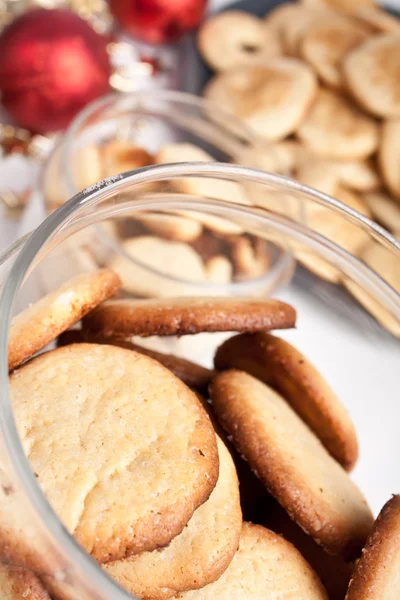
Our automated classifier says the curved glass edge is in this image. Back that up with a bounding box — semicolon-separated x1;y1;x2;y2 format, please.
0;162;399;600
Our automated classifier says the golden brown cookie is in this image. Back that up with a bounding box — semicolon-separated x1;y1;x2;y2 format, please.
170;522;328;599
354;6;400;34
330;159;380;192
343;34;400;118
363;191;400;232
345;495;400;599
204;255;233;284
203;60;317;142
379;119;400;200
297;88;379;159
57;329;216;392
262;497;354;600
83;296;297;338
295;248;342;283
301;18;368;87
104;436;241;600
344;279;400;338
9;344;219;563
133;213;203;242
198;11;281;72
302;0;374;15
154;143;250;207
209;370;373;559
8;269;120;372
110;236;206;297
101;140;153;176
230;237;269;279
279;7;331;56
0;564;50;600
215;332;358;470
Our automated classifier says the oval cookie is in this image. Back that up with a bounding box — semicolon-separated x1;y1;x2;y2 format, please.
82;296;297;338
301;18;368;87
0;564;50;600
133;213;203;243
210;370;373;559
8;269;120;372
343;34;400;118
104;436;241;600
198;11;280;72
297;88;379;159
215;332;358;470
345;495;400;599
170;522;328;599
110;236;206;298
363;191;400;232
204;60;317;141
9;344;219;563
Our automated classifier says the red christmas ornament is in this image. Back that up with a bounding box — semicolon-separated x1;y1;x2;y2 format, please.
109;0;208;44
0;9;111;133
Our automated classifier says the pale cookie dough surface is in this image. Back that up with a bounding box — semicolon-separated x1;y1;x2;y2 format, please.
0;564;50;600
204;60;317;141
83;296;297;338
170;522;328;599
297;88;379;159
210;370;373;560
104;437;242;600
9;344;219;563
110;237;206;298
215;332;358;471
8;269;120;371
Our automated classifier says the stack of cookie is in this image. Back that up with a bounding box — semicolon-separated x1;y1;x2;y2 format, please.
197;0;400;335
1;267;399;599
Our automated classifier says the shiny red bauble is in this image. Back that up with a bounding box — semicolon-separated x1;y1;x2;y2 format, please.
109;0;208;44
0;9;111;133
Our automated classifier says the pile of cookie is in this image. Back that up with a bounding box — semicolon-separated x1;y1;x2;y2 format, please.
1;267;399;599
198;0;400;236
44;138;273;296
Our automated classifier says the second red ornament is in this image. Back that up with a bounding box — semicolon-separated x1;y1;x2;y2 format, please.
109;0;208;44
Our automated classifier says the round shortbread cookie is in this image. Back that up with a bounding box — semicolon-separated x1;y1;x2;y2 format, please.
170;522;328;599
110;237;206;298
344;279;400;338
101;140;153;177
133;213;203;243
8;269;121;372
104;436;241;600
198;11;281;72
0;564;50;600
302;0;374;15
379;119;400;201
297;88;379;159
204;255;233;284
330;159;380;192
82;296;297;338
9;344;219;563
203;60;317;142
262;497;354;600
343;34;400;118
57;329;216;392
209;370;374;559
215;332;358;470
154;143;250;207
363;191;400;232
301;18;368;87
354;7;400;34
345;495;400;599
